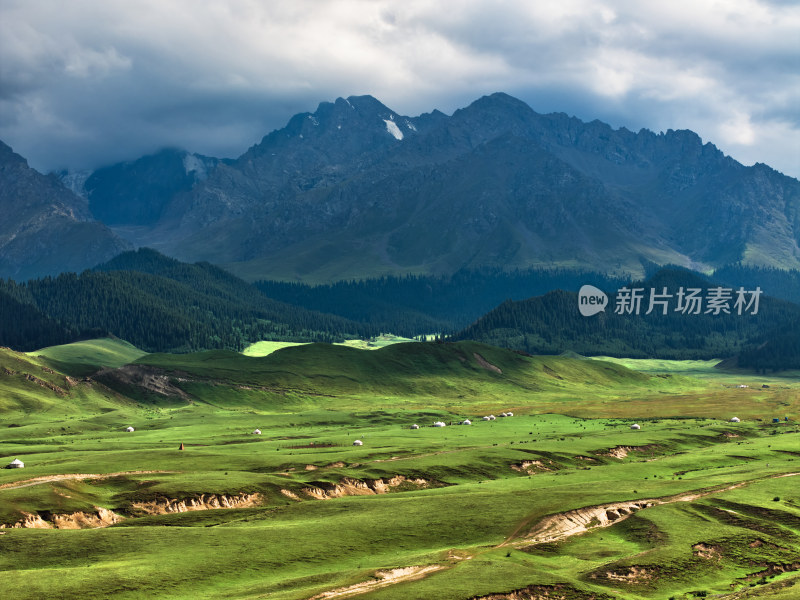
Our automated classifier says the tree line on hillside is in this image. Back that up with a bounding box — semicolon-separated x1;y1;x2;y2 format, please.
713;264;800;305
255;267;629;334
0;286;90;351
734;321;800;372
256;264;800;334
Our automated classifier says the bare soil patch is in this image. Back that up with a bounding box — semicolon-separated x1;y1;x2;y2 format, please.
2;507;124;529
303;476;428;500
130;493;260;515
601;445;660;459
473;353;502;374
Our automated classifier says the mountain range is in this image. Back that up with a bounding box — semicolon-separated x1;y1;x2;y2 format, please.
2;93;799;283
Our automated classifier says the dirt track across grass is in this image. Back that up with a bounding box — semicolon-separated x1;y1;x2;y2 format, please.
0;471;176;491
308;565;448;599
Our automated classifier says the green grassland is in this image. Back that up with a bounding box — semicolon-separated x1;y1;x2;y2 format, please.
241;340;307;357
29;337;149;376
242;334;418;357
0;340;798;599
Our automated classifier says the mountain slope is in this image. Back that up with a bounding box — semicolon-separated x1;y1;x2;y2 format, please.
83;148;227;226
0;141;132;280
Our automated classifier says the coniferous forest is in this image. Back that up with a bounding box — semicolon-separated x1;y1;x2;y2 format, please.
0;249;373;352
2;249;799;369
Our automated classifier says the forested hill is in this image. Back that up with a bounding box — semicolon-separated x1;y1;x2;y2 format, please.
0;249;374;353
255;268;629;335
451;268;800;369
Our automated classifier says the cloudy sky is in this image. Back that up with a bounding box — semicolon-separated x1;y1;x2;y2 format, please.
2;0;798;178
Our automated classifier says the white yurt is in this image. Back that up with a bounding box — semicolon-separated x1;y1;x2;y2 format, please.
482;416;491;421
353;439;363;446
461;419;472;425
126;426;135;432
433;421;446;427
411;424;420;429
630;423;641;430
499;412;508;417
489;415;496;421
7;458;24;469
253;429;262;435
730;417;740;423
506;412;514;417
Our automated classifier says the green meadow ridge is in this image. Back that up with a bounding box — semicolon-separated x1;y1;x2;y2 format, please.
0;338;798;599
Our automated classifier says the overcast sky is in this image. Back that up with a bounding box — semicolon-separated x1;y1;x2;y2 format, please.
2;0;798;178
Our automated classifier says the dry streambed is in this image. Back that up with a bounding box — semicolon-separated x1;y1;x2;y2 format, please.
0;471;430;529
0;470;175;491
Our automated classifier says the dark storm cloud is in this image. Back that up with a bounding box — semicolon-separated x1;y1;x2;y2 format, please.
1;0;798;177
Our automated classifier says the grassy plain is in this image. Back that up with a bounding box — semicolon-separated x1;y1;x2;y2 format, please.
0;340;798;599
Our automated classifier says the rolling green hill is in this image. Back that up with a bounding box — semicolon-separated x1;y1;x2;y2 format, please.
0;346;131;416
29;337;148;377
129;340;659;406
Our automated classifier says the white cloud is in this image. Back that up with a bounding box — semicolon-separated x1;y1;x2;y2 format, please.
719;112;757;146
0;0;797;177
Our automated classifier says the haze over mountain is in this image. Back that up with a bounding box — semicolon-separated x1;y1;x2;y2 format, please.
0;141;131;281
80;148;229;227
62;92;797;283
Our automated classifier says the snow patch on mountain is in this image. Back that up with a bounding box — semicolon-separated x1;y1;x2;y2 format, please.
384;119;403;140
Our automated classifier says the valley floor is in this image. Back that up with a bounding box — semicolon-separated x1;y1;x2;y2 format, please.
0;342;798;599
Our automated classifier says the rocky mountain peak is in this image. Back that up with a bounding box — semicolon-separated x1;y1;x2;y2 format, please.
0;140;27;166
0;139;132;280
